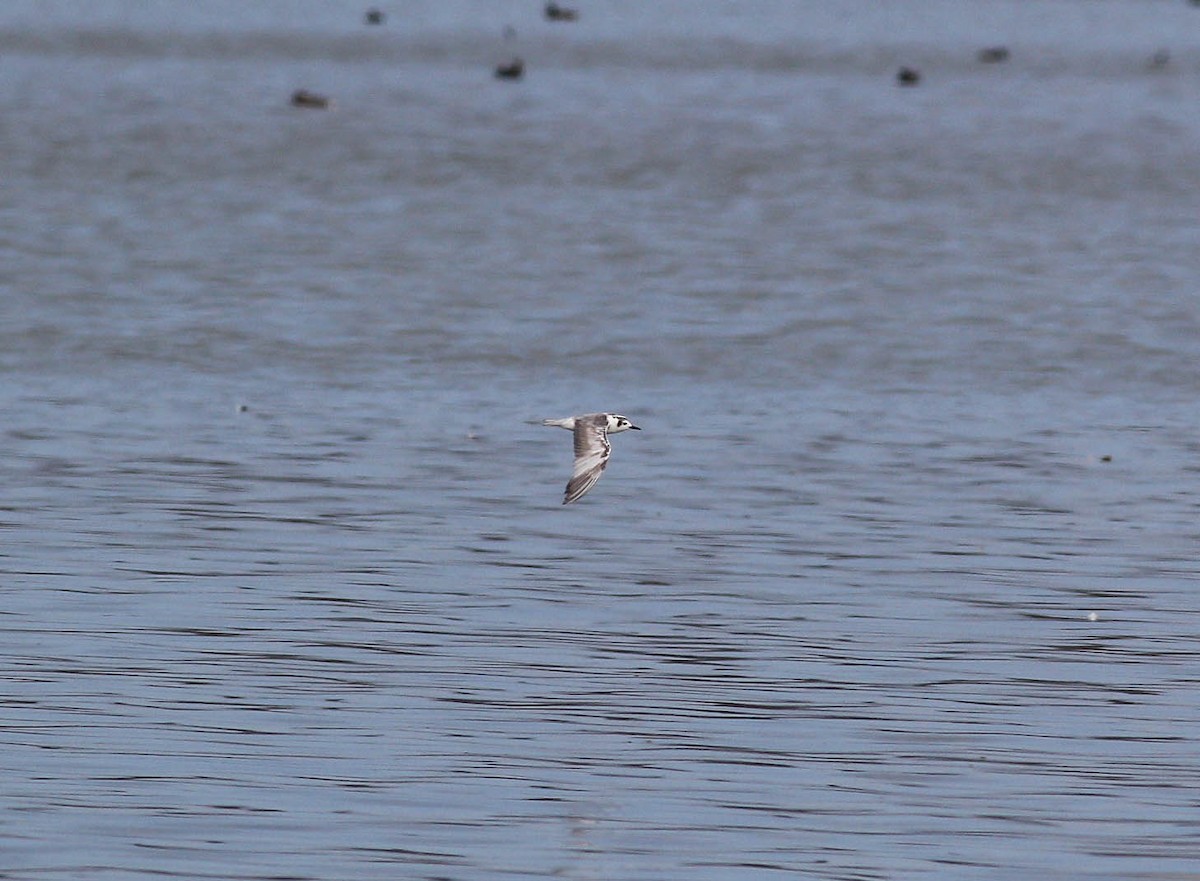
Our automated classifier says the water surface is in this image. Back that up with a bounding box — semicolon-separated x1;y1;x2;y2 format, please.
3;1;1200;879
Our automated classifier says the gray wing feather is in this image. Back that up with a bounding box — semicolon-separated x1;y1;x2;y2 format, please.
563;415;611;504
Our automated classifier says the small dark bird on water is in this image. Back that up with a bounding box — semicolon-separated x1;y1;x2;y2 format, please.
977;46;1010;63
545;2;579;21
494;58;525;80
290;89;332;109
364;8;385;25
896;66;920;86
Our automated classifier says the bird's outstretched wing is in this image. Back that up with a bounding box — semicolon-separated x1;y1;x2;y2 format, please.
563;415;611;504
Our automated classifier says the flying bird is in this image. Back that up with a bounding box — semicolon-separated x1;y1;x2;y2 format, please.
540;413;640;504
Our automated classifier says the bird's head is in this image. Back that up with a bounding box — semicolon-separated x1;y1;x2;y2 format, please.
607;414;640;433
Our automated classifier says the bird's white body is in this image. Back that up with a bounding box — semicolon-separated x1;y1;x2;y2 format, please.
540;412;640;504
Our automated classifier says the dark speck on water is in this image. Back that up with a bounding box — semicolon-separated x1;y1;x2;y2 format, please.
544;2;580;23
290;88;332;109
3;1;1200;879
493;57;525;81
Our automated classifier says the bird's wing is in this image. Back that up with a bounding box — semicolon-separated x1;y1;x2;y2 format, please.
563;415;611;504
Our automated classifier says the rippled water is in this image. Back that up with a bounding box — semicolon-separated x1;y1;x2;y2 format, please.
3;1;1200;879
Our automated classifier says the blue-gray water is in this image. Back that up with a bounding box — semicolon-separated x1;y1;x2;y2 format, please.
3;1;1200;879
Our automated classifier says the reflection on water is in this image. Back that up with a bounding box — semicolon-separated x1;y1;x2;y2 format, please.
3;0;1200;879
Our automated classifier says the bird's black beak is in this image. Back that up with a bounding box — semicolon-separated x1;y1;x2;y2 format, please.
630;425;641;430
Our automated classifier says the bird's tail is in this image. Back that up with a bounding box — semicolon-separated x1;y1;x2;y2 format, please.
539;417;575;429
